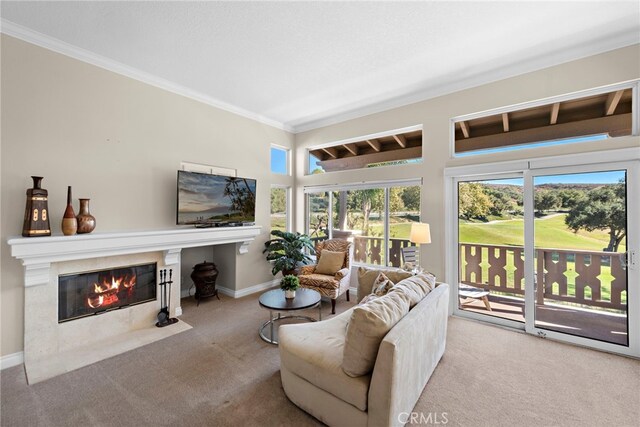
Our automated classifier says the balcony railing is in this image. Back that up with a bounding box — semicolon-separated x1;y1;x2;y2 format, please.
314;235;627;312
460;243;627;311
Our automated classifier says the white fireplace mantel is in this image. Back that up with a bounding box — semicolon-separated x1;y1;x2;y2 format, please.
8;225;262;287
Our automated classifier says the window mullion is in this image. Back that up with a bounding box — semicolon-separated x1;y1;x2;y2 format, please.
384;188;390;266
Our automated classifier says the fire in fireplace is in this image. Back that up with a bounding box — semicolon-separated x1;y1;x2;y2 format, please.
58;263;157;323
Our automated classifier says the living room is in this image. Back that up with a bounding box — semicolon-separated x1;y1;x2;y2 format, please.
1;2;639;426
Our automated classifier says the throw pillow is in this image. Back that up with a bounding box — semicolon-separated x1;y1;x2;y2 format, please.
342;291;411;377
357;267;413;295
372;272;395;296
314;250;346;275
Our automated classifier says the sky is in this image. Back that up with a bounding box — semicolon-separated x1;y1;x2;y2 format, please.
483;170;625;186
271;147;288;174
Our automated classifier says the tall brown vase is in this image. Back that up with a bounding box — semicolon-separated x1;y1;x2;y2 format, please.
61;186;78;236
22;176;51;237
76;198;96;234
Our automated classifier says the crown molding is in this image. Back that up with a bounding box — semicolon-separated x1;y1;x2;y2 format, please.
290;30;640;133
2;19;638;136
0;19;294;133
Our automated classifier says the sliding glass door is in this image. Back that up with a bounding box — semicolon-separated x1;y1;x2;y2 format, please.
454;161;639;356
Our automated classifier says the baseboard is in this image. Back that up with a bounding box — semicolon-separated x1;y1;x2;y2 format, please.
218;279;279;298
1;351;24;370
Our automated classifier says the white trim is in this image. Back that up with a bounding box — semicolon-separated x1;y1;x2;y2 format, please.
218;279;279;298
444;147;640;178
0;352;24;370
304;177;422;193
0;19;293;133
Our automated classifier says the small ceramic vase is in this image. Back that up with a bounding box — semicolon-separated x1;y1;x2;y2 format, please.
76;198;96;234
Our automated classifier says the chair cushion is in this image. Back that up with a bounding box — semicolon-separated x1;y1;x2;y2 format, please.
342;291;411;377
299;274;339;290
315;250;347;275
279;310;371;411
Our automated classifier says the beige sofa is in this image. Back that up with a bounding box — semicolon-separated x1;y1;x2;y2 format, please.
279;281;450;427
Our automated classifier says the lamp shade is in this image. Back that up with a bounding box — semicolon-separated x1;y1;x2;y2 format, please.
409;223;431;244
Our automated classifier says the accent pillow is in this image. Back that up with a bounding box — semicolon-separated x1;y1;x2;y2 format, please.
342;291;411;377
372;272;395;296
357;267;413;295
314;250;346;275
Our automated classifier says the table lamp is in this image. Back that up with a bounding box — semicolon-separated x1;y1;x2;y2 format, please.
409;223;431;271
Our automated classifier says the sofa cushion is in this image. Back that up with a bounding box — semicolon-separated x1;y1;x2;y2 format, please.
389;273;435;308
279;310;371;411
315;250;347;275
342;291;411;377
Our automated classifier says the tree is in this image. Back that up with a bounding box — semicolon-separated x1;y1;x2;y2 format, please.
223;177;255;219
557;189;584;210
389;187;405;213
565;182;626;252
458;183;492;220
401;186;421;211
347;189;384;233
534;190;560;213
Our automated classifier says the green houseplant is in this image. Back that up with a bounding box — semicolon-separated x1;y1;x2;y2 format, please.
280;274;300;299
263;230;315;276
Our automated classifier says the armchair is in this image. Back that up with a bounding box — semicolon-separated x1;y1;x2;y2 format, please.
298;239;353;314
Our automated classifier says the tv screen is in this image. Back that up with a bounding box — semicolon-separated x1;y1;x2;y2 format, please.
177;170;257;226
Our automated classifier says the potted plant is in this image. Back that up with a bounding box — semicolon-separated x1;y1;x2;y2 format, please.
263;230;315;276
281;274;300;299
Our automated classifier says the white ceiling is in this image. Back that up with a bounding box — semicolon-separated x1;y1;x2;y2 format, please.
1;1;639;133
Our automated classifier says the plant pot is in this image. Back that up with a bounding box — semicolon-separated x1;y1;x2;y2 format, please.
284;290;296;299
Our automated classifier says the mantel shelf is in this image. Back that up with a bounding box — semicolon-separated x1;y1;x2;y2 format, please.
7;226;262;287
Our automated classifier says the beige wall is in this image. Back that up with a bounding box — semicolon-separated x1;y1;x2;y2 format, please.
0;35;294;357
295;44;640;282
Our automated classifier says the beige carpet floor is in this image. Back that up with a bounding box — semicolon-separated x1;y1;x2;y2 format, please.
1;292;639;427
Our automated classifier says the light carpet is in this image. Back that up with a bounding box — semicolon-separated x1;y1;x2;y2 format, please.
1;292;638;426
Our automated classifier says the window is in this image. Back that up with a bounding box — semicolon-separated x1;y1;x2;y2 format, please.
270;186;290;233
307;126;422;174
270;146;289;175
305;181;421;267
452;82;637;157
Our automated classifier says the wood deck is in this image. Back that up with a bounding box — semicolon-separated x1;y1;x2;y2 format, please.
460;294;628;346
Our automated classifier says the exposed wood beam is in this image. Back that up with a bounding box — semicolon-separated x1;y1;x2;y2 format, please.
343;143;359;156
459;121;470;138
605;90;624;116
550;103;560;125
456;113;631;154
392;134;407;148
366;139;381;152
502;113;509;132
318;146;422;172
321;147;338;159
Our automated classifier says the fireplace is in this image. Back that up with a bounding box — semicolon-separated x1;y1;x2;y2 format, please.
58;263;157;323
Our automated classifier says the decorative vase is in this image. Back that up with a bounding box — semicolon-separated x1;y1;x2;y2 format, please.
61;186;78;236
76;198;96;234
22;176;51;237
191;260;220;304
284;289;296;299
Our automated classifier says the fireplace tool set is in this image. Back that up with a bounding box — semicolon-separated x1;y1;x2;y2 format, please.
156;269;179;327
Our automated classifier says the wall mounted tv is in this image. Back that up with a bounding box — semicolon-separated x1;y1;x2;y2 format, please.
177;170;256;226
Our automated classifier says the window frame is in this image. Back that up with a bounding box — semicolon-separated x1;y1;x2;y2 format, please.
270;184;291;233
270;144;291;176
449;80;639;159
304;178;422;267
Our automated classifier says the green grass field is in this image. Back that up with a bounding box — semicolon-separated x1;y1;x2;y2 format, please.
460;213;626;252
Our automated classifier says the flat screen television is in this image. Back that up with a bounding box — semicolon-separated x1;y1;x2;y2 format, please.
176;170;256;226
